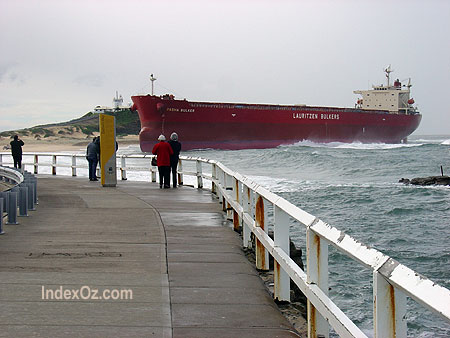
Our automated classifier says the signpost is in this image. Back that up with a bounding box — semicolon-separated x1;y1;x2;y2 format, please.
99;114;117;187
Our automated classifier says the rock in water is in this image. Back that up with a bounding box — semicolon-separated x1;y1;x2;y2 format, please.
399;176;450;186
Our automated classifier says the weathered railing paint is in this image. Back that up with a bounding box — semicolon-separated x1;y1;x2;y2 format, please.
0;151;449;337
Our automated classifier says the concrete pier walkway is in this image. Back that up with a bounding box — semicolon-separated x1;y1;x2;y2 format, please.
0;176;300;337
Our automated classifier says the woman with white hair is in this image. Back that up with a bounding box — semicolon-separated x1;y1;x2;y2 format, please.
168;132;182;188
152;134;173;188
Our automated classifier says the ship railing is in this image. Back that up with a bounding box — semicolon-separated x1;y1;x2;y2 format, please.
0;151;448;338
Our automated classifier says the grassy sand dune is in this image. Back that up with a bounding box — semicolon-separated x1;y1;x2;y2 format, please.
1;110;140;152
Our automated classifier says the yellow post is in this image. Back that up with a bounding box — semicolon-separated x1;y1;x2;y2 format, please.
99;114;117;187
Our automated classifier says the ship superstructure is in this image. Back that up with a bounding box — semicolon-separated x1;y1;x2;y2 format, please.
354;66;417;115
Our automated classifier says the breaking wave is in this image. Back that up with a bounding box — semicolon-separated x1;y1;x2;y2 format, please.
288;140;423;150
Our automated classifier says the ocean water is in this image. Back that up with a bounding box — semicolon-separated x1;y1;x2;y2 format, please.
9;135;450;336
180;134;450;337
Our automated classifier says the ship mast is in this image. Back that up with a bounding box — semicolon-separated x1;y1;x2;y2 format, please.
150;74;157;95
384;65;393;87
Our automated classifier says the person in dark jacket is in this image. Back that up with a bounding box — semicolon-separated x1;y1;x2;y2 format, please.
168;132;181;188
86;137;99;181
10;135;24;169
94;136;101;167
94;136;118;167
152;134;173;189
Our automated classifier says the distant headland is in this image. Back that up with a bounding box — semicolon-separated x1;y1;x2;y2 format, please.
0;108;140;152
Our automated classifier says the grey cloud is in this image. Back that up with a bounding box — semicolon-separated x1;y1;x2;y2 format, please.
73;74;105;87
0;63;24;85
8;72;25;85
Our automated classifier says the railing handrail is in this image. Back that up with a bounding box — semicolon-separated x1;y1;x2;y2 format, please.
212;158;450;312
0;151;448;337
0;166;24;188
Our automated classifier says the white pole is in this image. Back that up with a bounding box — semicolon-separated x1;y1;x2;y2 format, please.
150;74;157;95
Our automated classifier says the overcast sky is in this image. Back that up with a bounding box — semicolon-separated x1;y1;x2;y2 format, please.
1;0;449;135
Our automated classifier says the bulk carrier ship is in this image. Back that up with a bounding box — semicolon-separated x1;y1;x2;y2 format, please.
131;67;421;151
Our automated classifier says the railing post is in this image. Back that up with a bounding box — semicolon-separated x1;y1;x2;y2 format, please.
0;192;9;218
307;228;330;338
0;198;4;235
52;155;57;175
29;177;38;206
0;154;2;165
255;194;269;271
178;159;183;186
274;205;290;302
196;160;203;188
248;188;256;250
216;167;224;205
120;155;127;180
151;157;157;183
373;272;407;338
71;155;77;176
34;155;38;174
211;163;217;194
224;173;233;219
7;191;18;224
232;177;240;232
242;184;251;248
18;187;28;217
25;183;35;211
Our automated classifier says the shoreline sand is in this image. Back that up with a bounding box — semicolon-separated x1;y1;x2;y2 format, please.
1;135;139;153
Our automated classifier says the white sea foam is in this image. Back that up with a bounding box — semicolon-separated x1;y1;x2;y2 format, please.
246;175;304;193
243;174;380;193
289;140;423;150
334;142;423;150
415;138;442;143
441;139;450;145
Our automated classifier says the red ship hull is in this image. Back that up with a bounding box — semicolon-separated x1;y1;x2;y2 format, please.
131;95;422;151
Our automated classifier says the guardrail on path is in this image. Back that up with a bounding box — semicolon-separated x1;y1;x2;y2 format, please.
0;151;449;338
0;165;37;233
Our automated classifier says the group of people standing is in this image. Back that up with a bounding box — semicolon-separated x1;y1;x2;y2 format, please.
8;132;181;189
84;132;181;188
152;132;181;189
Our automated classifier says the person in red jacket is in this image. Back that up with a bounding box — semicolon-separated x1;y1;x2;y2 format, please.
152;134;173;188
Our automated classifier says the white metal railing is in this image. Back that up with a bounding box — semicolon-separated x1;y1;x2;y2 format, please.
0;152;448;337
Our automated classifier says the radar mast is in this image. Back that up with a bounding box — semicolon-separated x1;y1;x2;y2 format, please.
384;65;393;87
150;74;157;95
